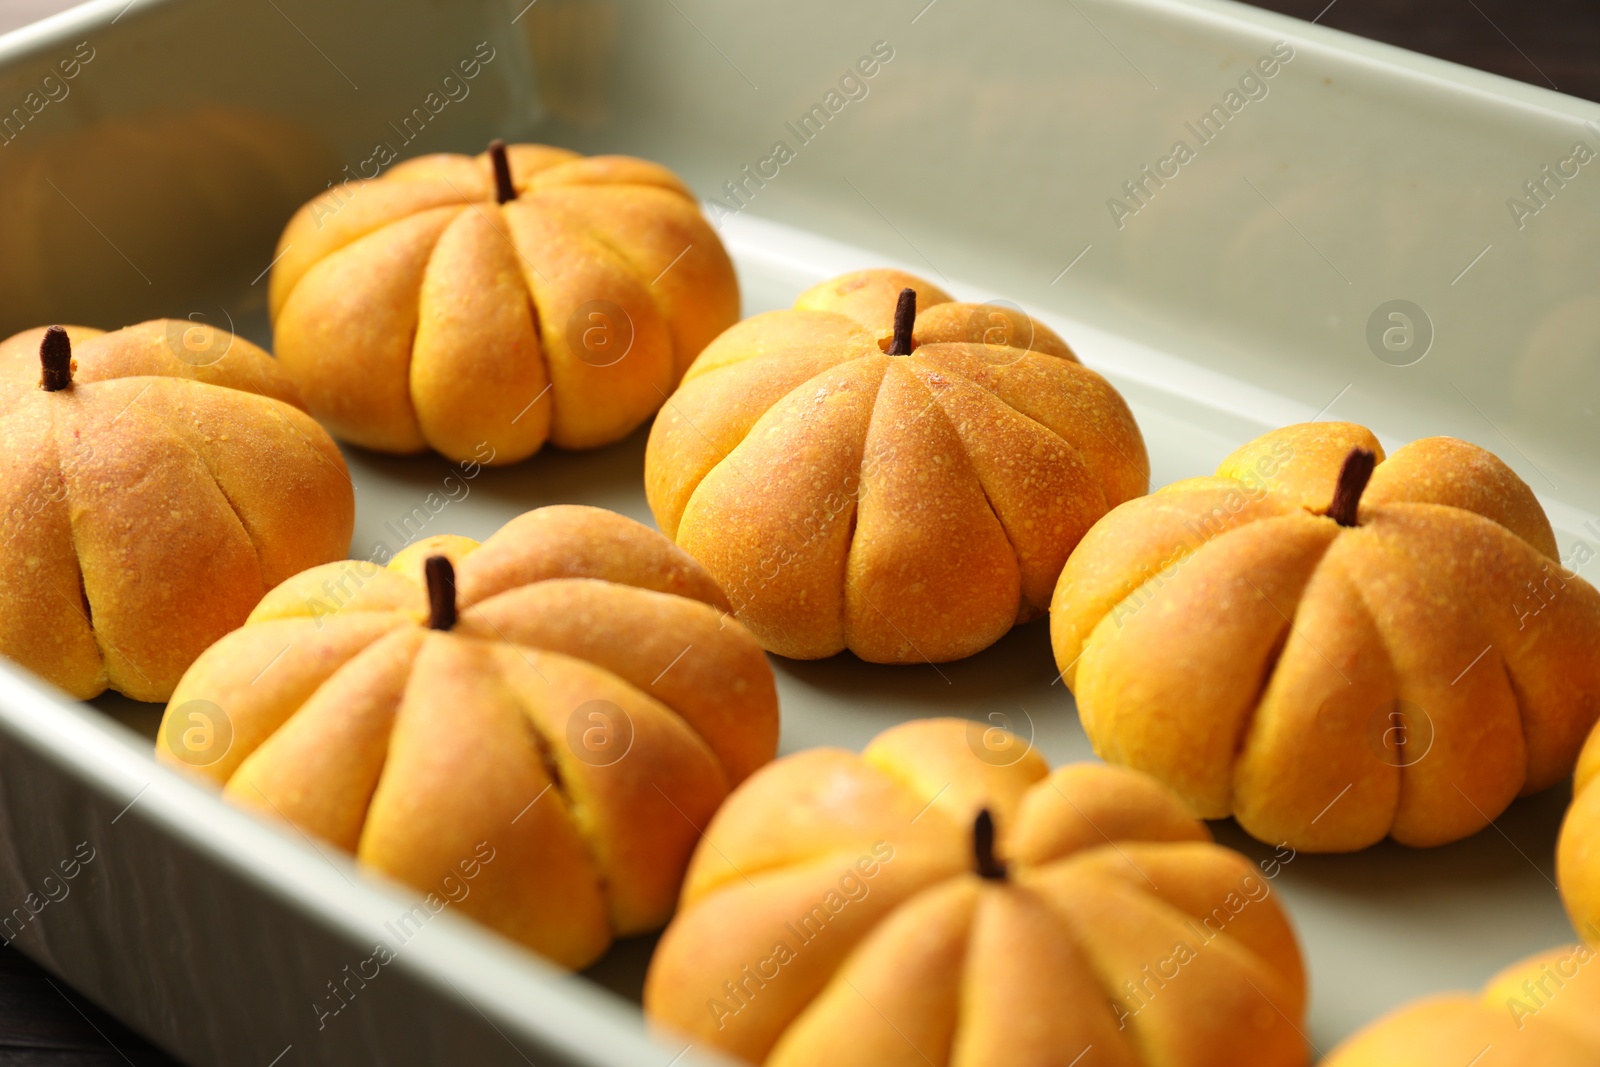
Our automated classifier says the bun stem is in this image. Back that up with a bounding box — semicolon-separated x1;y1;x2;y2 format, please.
425;556;458;631
489;140;516;204
40;326;73;391
1327;447;1377;527
973;808;1008;881
887;288;916;356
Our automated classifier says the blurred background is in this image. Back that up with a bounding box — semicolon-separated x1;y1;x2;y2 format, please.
6;0;1597;101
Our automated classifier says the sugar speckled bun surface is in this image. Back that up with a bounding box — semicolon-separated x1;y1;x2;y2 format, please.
0;321;353;702
646;268;1148;664
646;717;1307;1067
269;143;739;463
158;505;779;969
1052;421;1600;852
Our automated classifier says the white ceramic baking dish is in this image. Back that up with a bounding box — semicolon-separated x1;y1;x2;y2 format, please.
1;0;1597;1062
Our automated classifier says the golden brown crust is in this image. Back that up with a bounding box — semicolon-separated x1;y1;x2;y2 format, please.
0;321;353;701
648;311;873;545
458;504;731;610
156;506;778;968
1560;726;1600;947
1010;762;1212;866
500;195;675;449
275;206;460;453
171;613;408;783
247;560;420;623
1215;421;1382;512
2;321;304;408
1323;944;1600;1065
645;718;1306;1067
647;268;1149;663
767;878;974;1067
1365;435;1558;558
530;154;695;199
267;143;738;463
269;180;471;321
844;359;1021;661
532;184;738;380
356;635;613;967
677;358;886;659
226;626;423;849
912;301;1078;362
0;400;104;697
1052;420;1600;851
469;580;775;786
794;268;954;347
411;206;549;462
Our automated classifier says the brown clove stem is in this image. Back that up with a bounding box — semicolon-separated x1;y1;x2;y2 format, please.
973;808;1007;881
489;139;516;204
425;555;458;631
887;287;916;356
1326;447;1377;528
40;326;73;391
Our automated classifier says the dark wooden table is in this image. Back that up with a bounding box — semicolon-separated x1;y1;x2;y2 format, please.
1;0;1595;1064
1250;0;1600;102
0;944;173;1065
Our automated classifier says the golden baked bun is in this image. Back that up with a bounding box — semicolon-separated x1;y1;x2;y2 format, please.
1052;421;1600;852
0;322;353;702
269;141;739;463
1559;724;1600;946
1321;944;1600;1066
157;505;779;968
646;268;1148;663
646;718;1307;1067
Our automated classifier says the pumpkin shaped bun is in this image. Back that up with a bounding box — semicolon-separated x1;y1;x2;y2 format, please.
268;141;739;463
0;322;353;702
645;718;1308;1067
1558;723;1600;946
157;506;779;968
1052;421;1600;853
1321;943;1600;1066
645;268;1148;663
